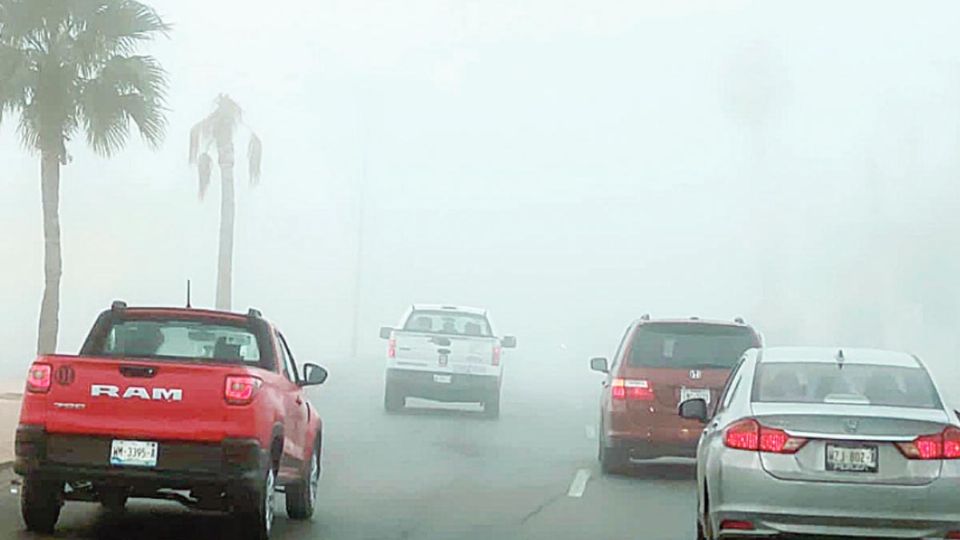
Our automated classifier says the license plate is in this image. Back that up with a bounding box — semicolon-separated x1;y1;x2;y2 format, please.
433;374;452;384
826;444;878;473
680;387;711;405
110;440;158;468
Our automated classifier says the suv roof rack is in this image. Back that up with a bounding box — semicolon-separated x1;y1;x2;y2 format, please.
690;316;700;321
640;313;651;321
247;308;263;319
111;300;127;312
734;317;745;324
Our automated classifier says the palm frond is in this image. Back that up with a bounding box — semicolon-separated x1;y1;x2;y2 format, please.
66;0;170;66
0;0;49;49
197;152;212;200
189;117;212;163
0;42;36;129
78;54;168;156
247;132;262;186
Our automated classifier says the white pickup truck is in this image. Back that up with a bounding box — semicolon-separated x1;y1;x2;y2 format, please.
379;305;517;418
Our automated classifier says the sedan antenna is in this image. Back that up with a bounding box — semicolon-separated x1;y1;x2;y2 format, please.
186;279;192;309
836;349;845;370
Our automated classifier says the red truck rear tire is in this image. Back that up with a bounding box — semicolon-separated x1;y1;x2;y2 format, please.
21;476;62;533
286;440;320;520
235;466;276;540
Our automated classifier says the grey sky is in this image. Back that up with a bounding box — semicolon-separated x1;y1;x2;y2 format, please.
1;0;959;398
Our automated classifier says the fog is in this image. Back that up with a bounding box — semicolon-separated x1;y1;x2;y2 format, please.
1;0;959;402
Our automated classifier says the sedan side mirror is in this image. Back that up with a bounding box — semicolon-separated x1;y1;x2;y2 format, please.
379;327;393;340
590;357;609;374
679;398;708;423
501;336;517;349
300;363;328;386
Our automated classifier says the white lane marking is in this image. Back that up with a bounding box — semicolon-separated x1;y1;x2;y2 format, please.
585;425;596;440
567;468;591;498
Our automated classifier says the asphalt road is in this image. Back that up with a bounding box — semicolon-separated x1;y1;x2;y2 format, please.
0;353;697;540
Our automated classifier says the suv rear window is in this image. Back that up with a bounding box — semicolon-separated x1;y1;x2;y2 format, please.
403;310;492;337
91;318;264;365
627;323;757;369
754;363;941;409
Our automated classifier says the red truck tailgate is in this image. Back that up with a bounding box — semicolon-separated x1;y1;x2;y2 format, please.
35;355;240;442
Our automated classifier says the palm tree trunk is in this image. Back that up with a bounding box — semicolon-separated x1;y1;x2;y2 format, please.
37;151;62;354
215;140;236;311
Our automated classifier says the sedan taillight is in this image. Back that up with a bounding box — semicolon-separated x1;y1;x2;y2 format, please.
897;427;960;460
724;418;807;454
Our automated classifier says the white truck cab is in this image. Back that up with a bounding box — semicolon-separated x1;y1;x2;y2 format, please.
379;304;517;418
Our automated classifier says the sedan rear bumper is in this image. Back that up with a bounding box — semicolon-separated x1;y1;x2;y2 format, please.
711;452;960;539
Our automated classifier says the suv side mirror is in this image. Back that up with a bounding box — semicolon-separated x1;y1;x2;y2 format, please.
590;357;609;373
501;336;517;349
679;398;708;423
300;364;328;386
379;327;393;340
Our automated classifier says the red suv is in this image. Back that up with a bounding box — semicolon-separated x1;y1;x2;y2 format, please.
15;303;327;539
591;316;761;473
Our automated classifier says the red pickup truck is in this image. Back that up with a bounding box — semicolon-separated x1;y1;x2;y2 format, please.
14;302;328;539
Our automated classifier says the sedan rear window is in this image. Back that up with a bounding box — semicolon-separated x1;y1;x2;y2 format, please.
754;363;941;409
94;319;263;365
627;323;758;369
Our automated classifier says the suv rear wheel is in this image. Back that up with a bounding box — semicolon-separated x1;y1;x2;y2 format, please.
21;476;62;534
598;427;628;474
286;439;320;520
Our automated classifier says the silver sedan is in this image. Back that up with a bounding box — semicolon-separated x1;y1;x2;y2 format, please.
679;346;960;539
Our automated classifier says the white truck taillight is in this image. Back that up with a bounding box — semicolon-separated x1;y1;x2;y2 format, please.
224;376;262;405
26;363;52;394
492;346;502;366
387;338;397;359
611;378;654;401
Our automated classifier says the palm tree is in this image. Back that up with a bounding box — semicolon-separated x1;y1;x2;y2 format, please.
0;0;168;354
189;94;262;311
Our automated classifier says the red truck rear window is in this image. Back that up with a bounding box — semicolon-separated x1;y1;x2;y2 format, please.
89;318;264;365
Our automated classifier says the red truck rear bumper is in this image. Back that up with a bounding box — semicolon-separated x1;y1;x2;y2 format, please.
15;425;268;491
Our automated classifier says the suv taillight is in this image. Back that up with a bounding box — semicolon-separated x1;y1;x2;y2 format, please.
387;338;397;359
224;376;262;405
897;427;960;460
724;418;807;454
492;346;501;366
26;363;52;394
611;378;654;401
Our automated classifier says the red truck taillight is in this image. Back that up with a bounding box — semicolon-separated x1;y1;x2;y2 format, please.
26;363;52;394
492;346;501;366
387;338;396;359
611;378;654;401
224;376;262;405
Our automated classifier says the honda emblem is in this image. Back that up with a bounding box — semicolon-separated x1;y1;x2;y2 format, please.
689;369;702;380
